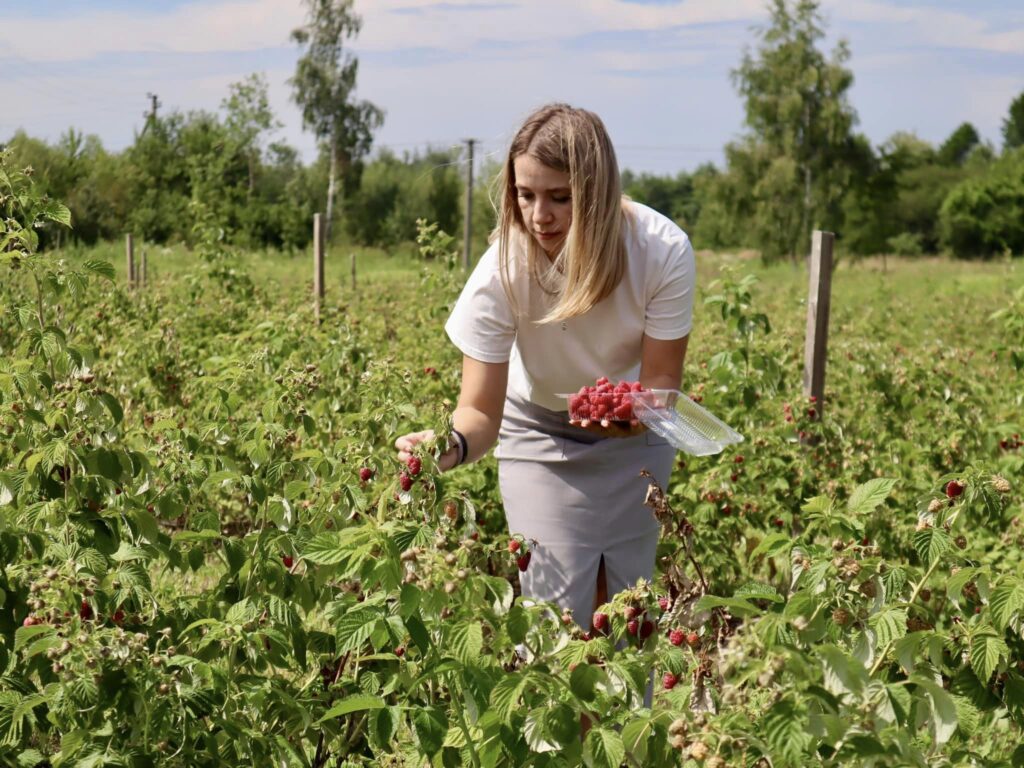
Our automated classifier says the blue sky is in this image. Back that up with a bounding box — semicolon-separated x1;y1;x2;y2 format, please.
2;0;1022;175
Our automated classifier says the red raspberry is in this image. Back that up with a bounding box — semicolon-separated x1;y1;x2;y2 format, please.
508;539;521;554
112;609;125;624
640;620;655;639
669;628;685;646
773;518;784;528
516;552;532;572
658;596;670;612
399;472;413;492
626;619;639;636
613;403;633;420
686;632;699;648
282;555;294;569
359;467;373;482
406;456;422;477
663;673;679;690
22;616;38;627
734;455;744;464
592;612;609;633
394;646;405;657
79;600;94;620
624;606;639;621
945;480;964;499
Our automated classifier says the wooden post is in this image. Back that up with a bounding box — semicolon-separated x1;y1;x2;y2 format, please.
803;230;835;417
462;138;476;270
141;247;148;286
350;252;356;291
125;234;135;289
313;213;325;320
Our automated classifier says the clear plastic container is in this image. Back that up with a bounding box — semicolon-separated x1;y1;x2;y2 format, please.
559;388;743;457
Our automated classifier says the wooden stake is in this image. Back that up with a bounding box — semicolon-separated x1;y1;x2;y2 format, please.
313;213;325;321
125;234;135;289
803;230;835;417
462;138;476;270
141;247;148;286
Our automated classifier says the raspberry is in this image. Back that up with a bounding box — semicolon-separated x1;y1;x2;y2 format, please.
613;403;632;420
669;628;685;646
516;552;532;572
773;518;784;528
406;456;422;477
626;619;639;636
689;741;709;761
686;632;699;648
399;472;413;492
592;612;609;632
394;646;405;657
832;608;850;626
624;606;639;621
945;480;964;499
22;616;38;627
734;455;744;464
658;596;670;612
79;600;93;621
112;609;125;624
663;672;679;690
359;467;373;482
640;619;655;639
282;555;294;569
508;539;521;554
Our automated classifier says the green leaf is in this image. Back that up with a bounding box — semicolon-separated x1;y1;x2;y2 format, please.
412;706;446;756
989;579;1024;632
911;675;958;746
734;582;784;603
693;594;762;616
970;631;1008;685
868;606;907;651
15;623;54;652
315;694;385;724
447;621;483;666
336;608;380;653
846;478;897;516
489;673;530;725
96;391;123;425
749;532;794;560
762;699;810;766
913;527;951;567
569;663;602;702
583;727;625;768
82;259;115;281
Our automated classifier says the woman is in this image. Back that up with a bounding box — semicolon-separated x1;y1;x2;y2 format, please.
395;102;695;629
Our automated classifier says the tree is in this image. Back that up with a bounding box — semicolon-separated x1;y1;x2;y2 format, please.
222;73;281;197
937;122;980;166
730;0;858;261
1003;90;1024;151
290;0;384;244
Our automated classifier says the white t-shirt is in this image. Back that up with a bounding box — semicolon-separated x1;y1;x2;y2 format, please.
444;200;696;412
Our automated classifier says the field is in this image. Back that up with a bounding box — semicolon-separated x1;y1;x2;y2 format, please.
2;215;1024;767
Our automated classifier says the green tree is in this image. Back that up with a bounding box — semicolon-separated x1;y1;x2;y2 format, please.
290;0;384;244
937;122;980;166
730;0;858;261
939;147;1024;258
1003;90;1024;151
222;73;281;197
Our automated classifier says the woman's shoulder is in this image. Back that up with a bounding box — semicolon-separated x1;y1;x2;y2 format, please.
623;199;692;252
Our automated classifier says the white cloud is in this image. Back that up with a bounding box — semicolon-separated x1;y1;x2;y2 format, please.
825;0;1024;55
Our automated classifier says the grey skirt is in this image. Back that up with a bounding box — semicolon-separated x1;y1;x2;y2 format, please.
496;393;676;626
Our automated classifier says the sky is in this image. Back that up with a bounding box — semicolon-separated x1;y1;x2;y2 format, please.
1;0;1022;176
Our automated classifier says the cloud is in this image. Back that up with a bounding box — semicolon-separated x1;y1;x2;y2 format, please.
824;0;1024;55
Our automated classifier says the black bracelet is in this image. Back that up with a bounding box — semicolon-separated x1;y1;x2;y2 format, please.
452;429;469;466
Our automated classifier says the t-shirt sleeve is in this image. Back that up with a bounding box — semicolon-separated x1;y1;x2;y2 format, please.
444;244;517;363
644;234;696;340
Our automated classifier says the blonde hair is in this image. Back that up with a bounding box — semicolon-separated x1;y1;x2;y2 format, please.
494;103;630;324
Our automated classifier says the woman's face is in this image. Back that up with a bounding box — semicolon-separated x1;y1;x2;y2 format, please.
513;154;572;257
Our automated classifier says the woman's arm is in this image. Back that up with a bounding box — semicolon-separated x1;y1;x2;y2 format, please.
639;333;690;391
395;355;508;471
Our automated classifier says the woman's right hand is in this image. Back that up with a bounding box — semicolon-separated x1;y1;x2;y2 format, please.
395;429;460;473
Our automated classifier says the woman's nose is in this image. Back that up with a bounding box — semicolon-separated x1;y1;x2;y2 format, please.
533;199;554;224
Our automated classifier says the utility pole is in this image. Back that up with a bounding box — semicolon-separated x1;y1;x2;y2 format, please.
462;138;476;271
140;92;161;135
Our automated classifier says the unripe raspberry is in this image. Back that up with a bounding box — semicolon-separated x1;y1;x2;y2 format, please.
832;608;850;626
992;475;1010;494
686;632;700;648
669;733;688;750
689;741;709;761
624;605;639;621
443;500;458;521
668;717;687;736
508;539;520;554
927;498;943;514
706;757;726;768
